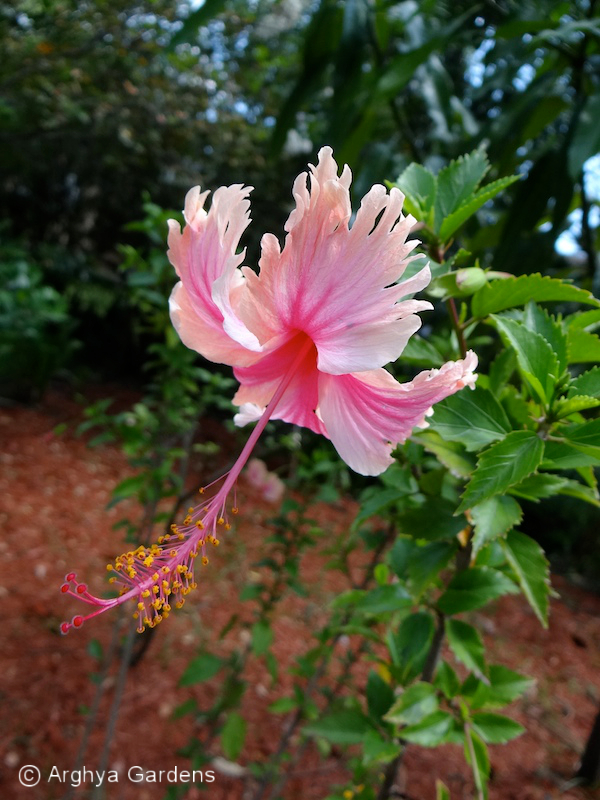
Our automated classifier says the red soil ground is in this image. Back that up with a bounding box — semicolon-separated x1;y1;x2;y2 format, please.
1;386;599;800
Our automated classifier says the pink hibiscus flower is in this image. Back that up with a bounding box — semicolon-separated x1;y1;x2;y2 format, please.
61;147;476;634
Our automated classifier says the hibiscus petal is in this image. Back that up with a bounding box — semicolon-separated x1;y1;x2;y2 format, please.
233;335;326;435
250;148;430;375
169;282;261;367
167;184;262;364
317;352;478;476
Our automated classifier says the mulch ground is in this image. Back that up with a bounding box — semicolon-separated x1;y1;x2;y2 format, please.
1;386;599;800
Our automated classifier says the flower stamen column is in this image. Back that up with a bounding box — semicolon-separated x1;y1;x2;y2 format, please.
60;336;314;633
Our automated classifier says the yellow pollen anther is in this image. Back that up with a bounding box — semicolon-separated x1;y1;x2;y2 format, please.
137;602;145;610
231;507;239;514
195;520;205;529
106;564;113;572
142;589;151;598
199;487;205;494
217;517;225;525
202;556;209;566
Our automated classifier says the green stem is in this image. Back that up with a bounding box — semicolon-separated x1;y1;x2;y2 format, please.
447;296;468;359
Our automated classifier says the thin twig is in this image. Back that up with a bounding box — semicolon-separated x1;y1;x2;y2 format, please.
92;619;137;797
63;622;121;800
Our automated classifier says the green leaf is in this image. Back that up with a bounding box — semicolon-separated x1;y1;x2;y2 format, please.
397;501;468;541
303;709;372;745
220;712;246;761
354;482;415;527
179;653;224;686
439;175;520;241
400;711;455;746
470;495;523;556
377;41;443;101
554;395;600;419
568;93;600;180
492;315;560;404
542;440;600;469
268;697;298;714
436;780;451;800
87;639;103;661
502;531;550;627
169;0;228;47
271;5;342;152
446;619;487;680
408;541;457;595
567;327;600;363
385;682;438;725
401;334;445;366
362;730;402;765
472;274;600;318
350;584;412;615
367;671;395;720
172;698;197;720
414;430;474;479
568;366;600;398
509;473;567;501
502;386;534;429
390;611;435;684
107;473;147;507
556;478;600;507
488;348;516;395
434;660;461;700
434;149;489;229
563;418;600;459
523;304;568;372
566;309;600;331
388;535;416;579
468;665;535;710
430;386;511;452
251;621;273;657
438;568;517;616
457;431;545;513
393;163;436;224
471;712;525;744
